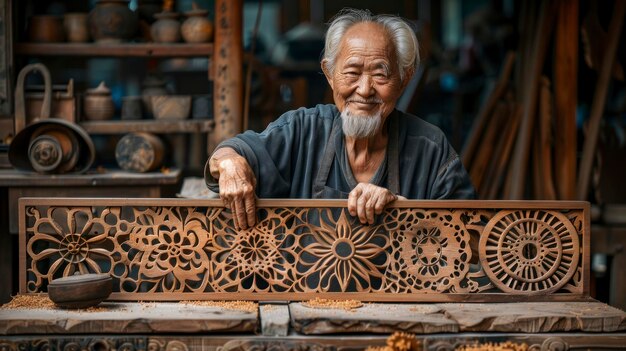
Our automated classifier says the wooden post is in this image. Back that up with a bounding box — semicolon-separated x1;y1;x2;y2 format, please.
553;0;578;201
576;1;625;201
211;0;243;154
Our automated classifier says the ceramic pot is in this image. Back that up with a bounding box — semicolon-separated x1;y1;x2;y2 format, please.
83;81;115;121
151;11;181;43
28;15;65;43
48;273;112;309
141;76;168;116
151;95;191;120
181;4;213;43
64;13;90;43
89;0;138;43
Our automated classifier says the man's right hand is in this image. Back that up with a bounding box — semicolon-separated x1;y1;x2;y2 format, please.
209;147;257;230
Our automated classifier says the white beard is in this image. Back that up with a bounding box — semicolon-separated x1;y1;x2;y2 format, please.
340;109;382;138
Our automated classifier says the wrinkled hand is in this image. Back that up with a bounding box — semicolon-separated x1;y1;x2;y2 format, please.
348;183;398;225
216;155;257;230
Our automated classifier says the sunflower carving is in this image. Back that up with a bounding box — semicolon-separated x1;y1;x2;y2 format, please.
297;210;389;292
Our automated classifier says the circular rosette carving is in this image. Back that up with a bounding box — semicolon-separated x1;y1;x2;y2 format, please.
26;206;117;291
210;214;298;292
479;210;579;294
383;209;472;292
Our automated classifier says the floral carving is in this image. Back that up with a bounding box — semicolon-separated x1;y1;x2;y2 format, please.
297;210;389;292
126;207;212;292
209;209;299;292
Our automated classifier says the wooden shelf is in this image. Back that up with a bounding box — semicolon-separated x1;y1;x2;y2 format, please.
80;119;214;134
14;43;213;57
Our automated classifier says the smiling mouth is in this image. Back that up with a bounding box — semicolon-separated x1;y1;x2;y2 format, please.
348;100;381;108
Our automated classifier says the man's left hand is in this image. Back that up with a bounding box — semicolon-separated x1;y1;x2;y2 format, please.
348;183;398;225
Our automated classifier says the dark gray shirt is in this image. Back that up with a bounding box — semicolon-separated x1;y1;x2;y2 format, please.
205;104;476;199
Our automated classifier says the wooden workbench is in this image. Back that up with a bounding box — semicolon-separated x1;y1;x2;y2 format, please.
1;301;625;350
1;198;625;350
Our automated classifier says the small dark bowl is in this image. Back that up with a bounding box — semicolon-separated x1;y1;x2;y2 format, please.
48;273;112;309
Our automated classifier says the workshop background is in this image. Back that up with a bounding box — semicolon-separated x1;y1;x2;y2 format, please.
0;0;625;309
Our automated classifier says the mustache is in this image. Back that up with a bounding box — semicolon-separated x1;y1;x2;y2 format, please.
346;98;383;104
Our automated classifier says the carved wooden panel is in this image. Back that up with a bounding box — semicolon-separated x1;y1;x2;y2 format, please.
18;198;588;301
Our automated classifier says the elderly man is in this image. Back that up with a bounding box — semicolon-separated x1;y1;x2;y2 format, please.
206;8;475;230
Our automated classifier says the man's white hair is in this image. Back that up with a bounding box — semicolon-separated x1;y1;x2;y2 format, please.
322;8;420;82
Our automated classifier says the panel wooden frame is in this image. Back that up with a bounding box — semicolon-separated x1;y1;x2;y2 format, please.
18;198;590;302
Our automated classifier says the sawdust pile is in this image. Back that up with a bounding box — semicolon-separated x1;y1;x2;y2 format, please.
1;295;56;309
302;297;363;311
365;331;421;351
455;341;528;351
0;295;116;312
181;300;258;313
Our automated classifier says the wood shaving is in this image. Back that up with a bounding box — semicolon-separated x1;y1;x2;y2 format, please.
455;341;528;351
302;297;363;311
387;332;421;351
181;300;258;313
365;332;421;351
1;295;56;309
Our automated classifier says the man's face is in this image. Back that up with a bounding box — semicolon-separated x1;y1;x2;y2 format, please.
324;22;406;125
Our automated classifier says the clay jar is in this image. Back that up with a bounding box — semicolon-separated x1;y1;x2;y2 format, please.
64;13;90;43
28;15;65;43
89;0;138;43
141;76;168;116
83;81;115;121
181;3;213;43
151;11;181;43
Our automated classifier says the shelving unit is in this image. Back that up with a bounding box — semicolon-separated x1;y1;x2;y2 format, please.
80;119;214;134
7;0;243;161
